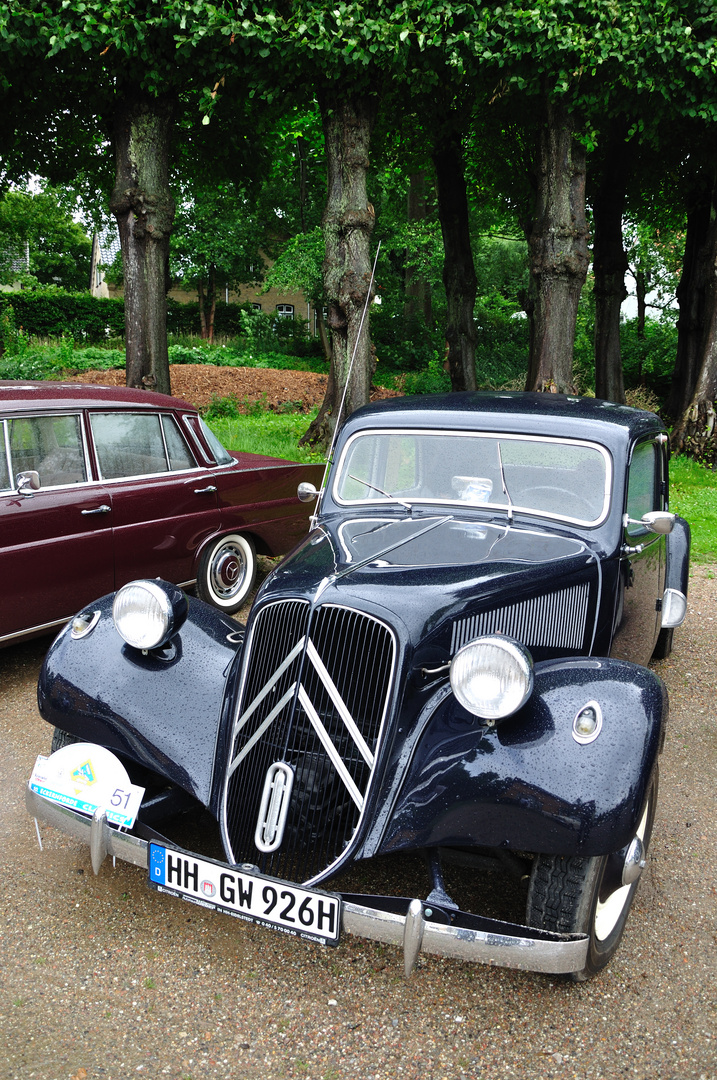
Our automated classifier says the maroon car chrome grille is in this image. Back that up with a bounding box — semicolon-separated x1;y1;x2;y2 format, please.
223;600;396;884
450;582;591;654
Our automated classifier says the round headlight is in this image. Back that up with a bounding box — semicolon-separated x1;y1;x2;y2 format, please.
112;580;188;650
450;635;534;722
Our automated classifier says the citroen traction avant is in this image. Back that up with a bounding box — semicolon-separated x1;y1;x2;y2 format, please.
27;392;690;981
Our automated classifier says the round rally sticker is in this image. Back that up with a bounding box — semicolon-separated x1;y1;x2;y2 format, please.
30;742;144;826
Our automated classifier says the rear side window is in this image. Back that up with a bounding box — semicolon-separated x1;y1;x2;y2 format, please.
6;414;87;488
162;415;195;470
625;441;659;536
90;412;197;479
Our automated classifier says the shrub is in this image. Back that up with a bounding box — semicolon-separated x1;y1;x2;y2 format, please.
3;289;125;340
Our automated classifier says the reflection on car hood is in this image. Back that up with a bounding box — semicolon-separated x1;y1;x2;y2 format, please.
264;514;591;606
334;515;585;568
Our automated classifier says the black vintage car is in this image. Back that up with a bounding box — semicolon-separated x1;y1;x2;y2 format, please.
27;392;690;981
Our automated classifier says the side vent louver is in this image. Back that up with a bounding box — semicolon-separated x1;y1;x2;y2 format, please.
451;582;590;654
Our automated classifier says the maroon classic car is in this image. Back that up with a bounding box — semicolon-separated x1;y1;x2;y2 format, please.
0;381;322;646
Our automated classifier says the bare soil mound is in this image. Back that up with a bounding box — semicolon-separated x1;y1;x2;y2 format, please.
68;364;400;412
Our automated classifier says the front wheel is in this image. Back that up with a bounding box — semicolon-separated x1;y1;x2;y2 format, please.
51;728;80;753
526;769;658;981
196;533;256;614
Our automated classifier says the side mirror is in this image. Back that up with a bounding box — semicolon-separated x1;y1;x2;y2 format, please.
641;511;675;535
16;470;40;496
297;482;319;503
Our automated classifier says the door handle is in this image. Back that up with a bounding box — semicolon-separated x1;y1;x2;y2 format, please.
81;504;112;515
194;485;217;494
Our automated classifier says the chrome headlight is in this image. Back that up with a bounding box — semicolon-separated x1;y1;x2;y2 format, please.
450;635;534;722
112;580;188;650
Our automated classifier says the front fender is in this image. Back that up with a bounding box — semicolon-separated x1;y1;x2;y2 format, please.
38;594;243;807
379;657;667;858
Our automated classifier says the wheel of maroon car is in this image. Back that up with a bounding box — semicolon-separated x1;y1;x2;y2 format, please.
525;769;658;981
196;533;257;614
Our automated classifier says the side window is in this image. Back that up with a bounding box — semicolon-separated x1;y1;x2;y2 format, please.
625;441;659;536
91;413;169;479
7;414;86;488
161;415;196;471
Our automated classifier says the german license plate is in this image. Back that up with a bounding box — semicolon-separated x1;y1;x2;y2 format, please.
147;842;341;946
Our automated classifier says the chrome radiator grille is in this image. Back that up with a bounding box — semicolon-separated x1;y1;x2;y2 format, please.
450;582;591;654
223;600;396;884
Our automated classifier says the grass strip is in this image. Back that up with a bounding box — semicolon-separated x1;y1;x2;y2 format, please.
206;409;325;465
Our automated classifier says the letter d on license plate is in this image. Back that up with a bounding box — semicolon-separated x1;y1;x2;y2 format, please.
148;842;341;946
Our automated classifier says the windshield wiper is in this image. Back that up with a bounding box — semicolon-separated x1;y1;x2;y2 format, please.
348;474;412;512
496;443;514;524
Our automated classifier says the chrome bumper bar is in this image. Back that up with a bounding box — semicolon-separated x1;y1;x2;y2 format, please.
27;786;588;976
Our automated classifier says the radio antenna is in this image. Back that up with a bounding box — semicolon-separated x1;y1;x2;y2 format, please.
316;241;382;502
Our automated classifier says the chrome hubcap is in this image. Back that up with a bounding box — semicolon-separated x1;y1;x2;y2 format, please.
212;548;244;596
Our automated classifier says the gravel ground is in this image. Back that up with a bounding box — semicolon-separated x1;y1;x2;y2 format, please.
1;566;716;1080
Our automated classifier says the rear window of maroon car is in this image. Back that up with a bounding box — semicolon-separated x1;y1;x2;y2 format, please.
90;412;197;479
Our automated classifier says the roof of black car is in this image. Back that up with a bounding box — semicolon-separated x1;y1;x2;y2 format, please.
343;391;663;448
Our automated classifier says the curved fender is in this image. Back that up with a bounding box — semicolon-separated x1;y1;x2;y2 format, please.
37;594;243;807
379;657;668;858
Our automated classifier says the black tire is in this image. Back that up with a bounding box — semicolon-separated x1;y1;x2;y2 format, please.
196;533;257;614
51;727;80;753
526;769;658;981
652;626;674;660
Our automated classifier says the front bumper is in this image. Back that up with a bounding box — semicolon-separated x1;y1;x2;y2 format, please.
27;786;588;977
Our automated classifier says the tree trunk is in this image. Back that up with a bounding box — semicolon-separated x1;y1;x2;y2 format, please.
300;89;377;451
316;306;332;364
404;171;432;325
198;279;208;339
592;121;630;403
524;99;589;393
207;263;217;346
667;177;716;420
636;269;647;338
297;135;308;234
671;188;717;462
110;90;176;395
433;135;477;392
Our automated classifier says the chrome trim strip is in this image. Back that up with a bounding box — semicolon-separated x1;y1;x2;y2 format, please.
333;427;613;527
0;615;69;644
29;790;587;976
297;686;364;810
26;786;147;869
227;684;297;779
229;637;306;746
341;899;589;975
304;639;374;767
27;787;588;975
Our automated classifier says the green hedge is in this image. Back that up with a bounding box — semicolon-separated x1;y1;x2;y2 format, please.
4;291;125;340
1;291;317;354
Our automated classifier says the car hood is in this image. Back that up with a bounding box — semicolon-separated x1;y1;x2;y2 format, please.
257;513;597;655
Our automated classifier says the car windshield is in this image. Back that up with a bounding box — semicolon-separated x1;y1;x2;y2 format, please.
334;429;611;526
